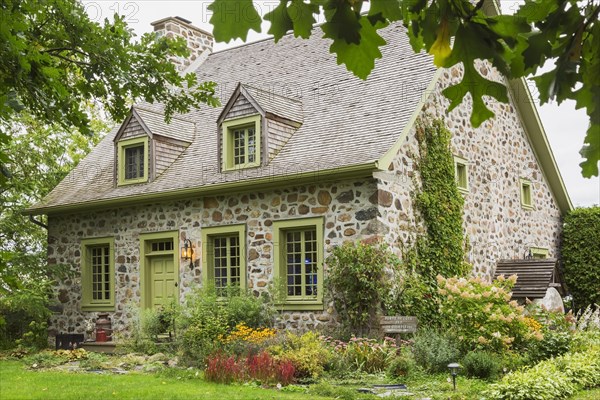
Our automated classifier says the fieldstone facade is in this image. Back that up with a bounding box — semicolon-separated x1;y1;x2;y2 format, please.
46;63;563;339
374;64;562;280
48;179;384;337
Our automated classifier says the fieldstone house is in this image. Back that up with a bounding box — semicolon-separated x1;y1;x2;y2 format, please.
26;16;572;338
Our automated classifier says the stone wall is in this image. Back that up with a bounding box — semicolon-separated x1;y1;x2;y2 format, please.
47;179;381;338
376;63;563;279
151;17;213;73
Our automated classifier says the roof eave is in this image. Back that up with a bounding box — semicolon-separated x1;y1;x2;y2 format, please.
23;161;380;216
507;77;573;215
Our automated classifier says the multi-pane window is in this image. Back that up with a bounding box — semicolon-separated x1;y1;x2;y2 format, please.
81;237;115;311
201;224;247;295
91;246;111;301
221;115;261;170
212;236;241;295
117;136;148;185
125;145;144;180
284;229;318;298
273;217;324;310
233;127;256;166
150;240;174;252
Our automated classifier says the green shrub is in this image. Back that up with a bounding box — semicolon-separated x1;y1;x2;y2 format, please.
461;351;500;379
117;303;160;355
387;347;418;378
437;275;535;352
412;329;460;373
562;206;600;310
528;329;572;362
342;337;398;373
268;331;330;380
571;330;600;353
483;348;600;400
176;285;275;366
0;281;53;350
79;352;107;370
524;304;574;362
325;241;398;336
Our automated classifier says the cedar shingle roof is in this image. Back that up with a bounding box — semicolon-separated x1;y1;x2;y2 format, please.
243;85;304;124
133;106;196;143
28;22;437;214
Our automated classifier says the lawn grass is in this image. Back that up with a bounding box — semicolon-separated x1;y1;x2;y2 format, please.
0;361;326;400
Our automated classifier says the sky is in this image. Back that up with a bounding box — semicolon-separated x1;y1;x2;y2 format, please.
82;0;599;207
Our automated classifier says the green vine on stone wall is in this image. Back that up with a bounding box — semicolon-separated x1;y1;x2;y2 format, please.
387;117;470;324
413;117;470;280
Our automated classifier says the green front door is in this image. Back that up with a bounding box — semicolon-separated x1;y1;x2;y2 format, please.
148;255;176;308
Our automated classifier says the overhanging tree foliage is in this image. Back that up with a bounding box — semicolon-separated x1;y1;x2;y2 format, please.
208;0;600;177
0;0;221;188
0;109;106;293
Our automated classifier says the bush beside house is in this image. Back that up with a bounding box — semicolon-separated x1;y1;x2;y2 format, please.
561;206;600;310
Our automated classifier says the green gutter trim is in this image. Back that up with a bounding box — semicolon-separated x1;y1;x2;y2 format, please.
376;69;443;169
25;162;379;216
507;77;573;214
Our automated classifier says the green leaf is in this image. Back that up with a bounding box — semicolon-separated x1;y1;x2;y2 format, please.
327;17;387;80
289;0;318;39
370;0;403;22
264;1;293;41
208;0;262;42
579;125;600;178
322;0;362;44
441;24;508;127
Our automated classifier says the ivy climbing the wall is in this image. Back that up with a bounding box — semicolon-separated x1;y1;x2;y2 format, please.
386;117;470;325
413;117;470;279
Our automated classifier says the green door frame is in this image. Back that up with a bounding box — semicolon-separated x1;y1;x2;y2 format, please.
139;231;179;309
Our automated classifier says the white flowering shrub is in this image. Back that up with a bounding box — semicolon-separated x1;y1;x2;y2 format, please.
437;275;540;352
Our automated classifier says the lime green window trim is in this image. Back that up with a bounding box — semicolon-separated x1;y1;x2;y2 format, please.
453;155;469;194
273;217;324;311
81;237;115;311
222;115;261;171
139;230;179;309
201;224;247;296
117;136;149;186
530;247;549;259
520;178;534;210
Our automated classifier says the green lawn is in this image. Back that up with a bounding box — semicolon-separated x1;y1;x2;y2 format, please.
0;361;325;400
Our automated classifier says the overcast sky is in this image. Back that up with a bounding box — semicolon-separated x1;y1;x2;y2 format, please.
82;1;599;207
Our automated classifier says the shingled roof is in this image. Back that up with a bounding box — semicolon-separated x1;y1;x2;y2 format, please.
27;22;437;214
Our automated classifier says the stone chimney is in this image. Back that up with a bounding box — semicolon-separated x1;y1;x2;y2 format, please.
151;16;213;73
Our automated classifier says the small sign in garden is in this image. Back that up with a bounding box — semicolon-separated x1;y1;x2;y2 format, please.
379;316;418;334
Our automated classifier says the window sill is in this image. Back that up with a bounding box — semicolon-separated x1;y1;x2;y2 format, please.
457;187;469;195
81;305;115;312
521;204;534;211
276;301;324;311
117;177;148;186
222;163;261;172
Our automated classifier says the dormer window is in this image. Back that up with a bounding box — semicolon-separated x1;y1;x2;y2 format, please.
222;115;261;171
118;137;149;185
